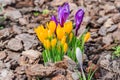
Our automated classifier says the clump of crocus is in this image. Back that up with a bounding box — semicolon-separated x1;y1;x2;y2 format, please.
34;20;73;63
34;2;90;63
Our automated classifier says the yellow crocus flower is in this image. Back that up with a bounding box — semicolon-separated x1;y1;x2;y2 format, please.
84;32;91;42
40;29;48;42
39;33;44;43
56;24;65;40
63;43;68;53
43;39;50;49
64;21;73;34
48;21;56;33
61;36;66;45
69;32;73;42
48;30;52;38
46;22;49;28
57;45;61;52
51;38;57;47
34;25;43;35
34;25;47;43
34;25;44;32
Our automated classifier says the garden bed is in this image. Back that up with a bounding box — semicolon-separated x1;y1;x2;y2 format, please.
0;0;120;80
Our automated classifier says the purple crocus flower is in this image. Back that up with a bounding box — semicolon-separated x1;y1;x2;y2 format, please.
51;15;58;25
58;3;70;27
75;9;84;36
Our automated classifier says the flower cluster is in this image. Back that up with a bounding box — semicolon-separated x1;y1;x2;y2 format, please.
34;20;73;51
34;20;73;62
34;3;90;63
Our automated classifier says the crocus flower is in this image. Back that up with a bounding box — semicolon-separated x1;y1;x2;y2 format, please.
84;32;90;42
34;25;48;43
64;21;73;34
63;43;68;53
61;36;66;45
58;3;70;27
43;39;50;49
75;9;84;36
56;24;65;40
48;21;56;33
76;47;83;66
76;47;86;80
51;38;57;48
69;32;73;42
48;30;52;38
51;15;58;25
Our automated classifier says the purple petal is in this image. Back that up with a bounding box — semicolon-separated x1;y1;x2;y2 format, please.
58;6;63;26
51;15;58;25
58;3;70;27
75;9;84;36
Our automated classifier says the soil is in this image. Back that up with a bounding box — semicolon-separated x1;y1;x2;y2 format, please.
0;0;120;80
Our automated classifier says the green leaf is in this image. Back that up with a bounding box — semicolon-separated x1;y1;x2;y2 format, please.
33;11;40;16
112;45;120;58
42;9;49;15
0;26;4;30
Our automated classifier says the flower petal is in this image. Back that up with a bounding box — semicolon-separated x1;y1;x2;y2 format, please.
84;32;90;42
48;21;56;33
63;43;68;53
51;38;57;48
64;21;72;34
56;24;65;40
76;47;83;65
51;15;58;25
75;9;84;36
58;3;70;27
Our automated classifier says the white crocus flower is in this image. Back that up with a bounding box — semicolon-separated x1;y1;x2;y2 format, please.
76;47;86;80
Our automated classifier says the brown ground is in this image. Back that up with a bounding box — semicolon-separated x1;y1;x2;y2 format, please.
0;0;120;80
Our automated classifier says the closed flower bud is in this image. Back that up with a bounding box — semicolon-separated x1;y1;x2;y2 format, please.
63;43;68;53
51;15;58;25
48;30;52;38
75;9;84;36
76;47;83;65
58;3;70;27
61;36;66;45
56;24;65;40
43;39;50;49
48;21;56;33
64;21;73;34
84;32;90;42
51;38;57;47
69;32;73;42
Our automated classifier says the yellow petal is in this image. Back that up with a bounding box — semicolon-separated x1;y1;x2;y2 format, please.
84;32;90;42
34;25;44;34
39;33;44;43
61;36;66;45
64;21;73;34
56;24;65;40
48;30;52;38
57;45;61;51
34;25;47;43
46;22;49;28
51;38;57;47
43;39;50;49
63;43;68;53
48;21;56;33
69;32;73;42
